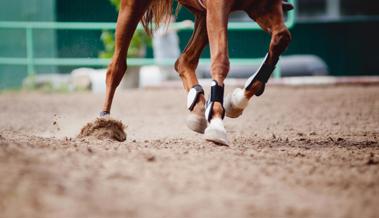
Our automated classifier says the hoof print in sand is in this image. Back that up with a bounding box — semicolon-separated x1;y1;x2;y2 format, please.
78;118;127;142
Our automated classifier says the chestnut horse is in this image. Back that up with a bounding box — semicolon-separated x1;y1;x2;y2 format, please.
100;0;293;145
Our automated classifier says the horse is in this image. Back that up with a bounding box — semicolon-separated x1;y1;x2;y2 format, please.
100;0;293;145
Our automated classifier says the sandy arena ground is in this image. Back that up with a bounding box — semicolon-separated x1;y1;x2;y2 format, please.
0;85;378;218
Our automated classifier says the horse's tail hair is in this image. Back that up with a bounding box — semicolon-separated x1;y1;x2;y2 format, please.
141;0;174;35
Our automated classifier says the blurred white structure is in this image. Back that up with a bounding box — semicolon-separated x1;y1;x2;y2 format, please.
139;66;165;88
152;18;193;80
71;68;106;93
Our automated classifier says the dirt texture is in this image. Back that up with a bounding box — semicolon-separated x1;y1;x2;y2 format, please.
78;118;127;142
0;85;378;218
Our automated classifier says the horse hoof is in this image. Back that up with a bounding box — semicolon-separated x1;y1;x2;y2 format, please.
99;111;110;118
204;118;229;146
186;113;207;134
224;95;243;118
224;88;249;118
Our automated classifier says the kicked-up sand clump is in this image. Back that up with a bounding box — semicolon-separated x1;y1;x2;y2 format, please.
78;118;127;142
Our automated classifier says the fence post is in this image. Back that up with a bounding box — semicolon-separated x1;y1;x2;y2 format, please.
26;27;35;75
273;65;281;79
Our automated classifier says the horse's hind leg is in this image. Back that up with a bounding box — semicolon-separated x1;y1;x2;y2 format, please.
224;0;292;118
175;13;208;134
101;0;151;116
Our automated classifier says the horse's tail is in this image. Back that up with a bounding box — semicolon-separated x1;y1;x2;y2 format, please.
141;0;174;35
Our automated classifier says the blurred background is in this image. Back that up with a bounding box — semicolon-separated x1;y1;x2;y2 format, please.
0;0;378;90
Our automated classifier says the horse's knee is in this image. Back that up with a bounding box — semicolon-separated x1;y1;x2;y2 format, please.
271;28;292;55
211;54;230;80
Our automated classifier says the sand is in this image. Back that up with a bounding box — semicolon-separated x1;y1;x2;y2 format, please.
0;85;378;218
78;118;127;142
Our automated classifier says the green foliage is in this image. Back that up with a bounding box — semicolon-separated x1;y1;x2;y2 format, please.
99;30;115;59
99;0;151;58
109;0;120;11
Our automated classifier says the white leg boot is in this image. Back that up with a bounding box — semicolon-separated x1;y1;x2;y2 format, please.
203;80;229;145
224;88;249;118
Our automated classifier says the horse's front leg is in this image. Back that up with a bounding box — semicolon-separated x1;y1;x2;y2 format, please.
203;1;233;145
224;0;292;118
100;0;151;116
175;13;208;133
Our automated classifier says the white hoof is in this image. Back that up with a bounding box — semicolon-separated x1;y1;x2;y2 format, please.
99;111;110;118
186;113;207;134
204;118;229;146
224;88;249;118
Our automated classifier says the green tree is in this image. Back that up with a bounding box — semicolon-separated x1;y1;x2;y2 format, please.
99;0;151;58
